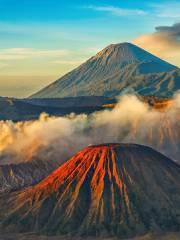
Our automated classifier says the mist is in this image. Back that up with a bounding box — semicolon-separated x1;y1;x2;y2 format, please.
0;93;179;166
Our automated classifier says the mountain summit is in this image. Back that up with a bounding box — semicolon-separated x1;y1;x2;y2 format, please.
89;42;176;70
0;144;179;238
30;42;180;98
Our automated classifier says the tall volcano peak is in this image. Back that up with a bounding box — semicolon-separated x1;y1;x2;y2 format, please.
0;143;180;238
91;42;177;67
30;42;179;98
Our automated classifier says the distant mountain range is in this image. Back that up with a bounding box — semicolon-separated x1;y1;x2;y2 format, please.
31;42;180;98
0;144;179;238
0;96;115;121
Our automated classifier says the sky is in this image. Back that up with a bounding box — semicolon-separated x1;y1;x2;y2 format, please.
0;0;180;98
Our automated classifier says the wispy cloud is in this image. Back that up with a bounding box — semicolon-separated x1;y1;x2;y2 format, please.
152;2;180;18
52;59;86;65
86;5;147;16
0;48;71;61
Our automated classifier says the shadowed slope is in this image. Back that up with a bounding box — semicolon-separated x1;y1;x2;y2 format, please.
0;159;59;193
0;144;179;238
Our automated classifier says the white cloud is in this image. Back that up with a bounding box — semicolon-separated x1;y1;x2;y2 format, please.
87;5;147;16
87;2;180;19
0;48;71;61
152;2;180;18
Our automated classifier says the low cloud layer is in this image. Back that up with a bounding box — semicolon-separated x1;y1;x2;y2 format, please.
134;22;180;66
0;94;179;166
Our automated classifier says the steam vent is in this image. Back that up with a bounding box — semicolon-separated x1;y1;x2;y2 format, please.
0;143;180;238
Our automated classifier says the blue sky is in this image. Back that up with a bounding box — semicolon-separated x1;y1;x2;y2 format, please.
0;0;180;97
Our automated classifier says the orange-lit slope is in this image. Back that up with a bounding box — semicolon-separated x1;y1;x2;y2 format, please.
0;144;180;238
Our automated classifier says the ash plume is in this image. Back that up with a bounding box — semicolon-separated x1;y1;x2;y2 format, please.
0;93;179;165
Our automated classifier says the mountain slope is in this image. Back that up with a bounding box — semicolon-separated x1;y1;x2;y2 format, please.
0;144;179;238
0;159;58;193
30;43;180;98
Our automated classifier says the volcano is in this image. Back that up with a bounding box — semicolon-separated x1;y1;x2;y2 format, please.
30;42;180;98
0;144;180;238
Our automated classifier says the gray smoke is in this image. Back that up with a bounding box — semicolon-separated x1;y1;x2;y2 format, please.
156;22;180;40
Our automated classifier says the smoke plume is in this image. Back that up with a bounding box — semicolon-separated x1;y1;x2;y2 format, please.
134;22;180;66
0;93;179;165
